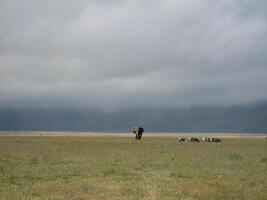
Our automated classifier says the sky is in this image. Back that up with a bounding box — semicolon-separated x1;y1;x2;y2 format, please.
0;0;267;110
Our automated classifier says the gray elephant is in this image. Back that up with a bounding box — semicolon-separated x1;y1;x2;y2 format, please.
132;127;144;140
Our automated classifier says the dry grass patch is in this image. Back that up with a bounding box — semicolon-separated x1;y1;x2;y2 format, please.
0;136;266;199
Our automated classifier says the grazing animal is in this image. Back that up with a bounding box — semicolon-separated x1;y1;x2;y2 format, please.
202;137;208;142
132;127;144;140
213;138;222;142
178;137;185;142
188;137;200;142
207;138;213;142
205;137;222;142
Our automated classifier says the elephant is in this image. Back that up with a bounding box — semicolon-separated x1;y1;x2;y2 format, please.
132;127;144;140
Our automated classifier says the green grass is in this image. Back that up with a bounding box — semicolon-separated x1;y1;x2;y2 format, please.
0;136;266;199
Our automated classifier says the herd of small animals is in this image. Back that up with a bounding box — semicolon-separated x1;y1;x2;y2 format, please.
178;137;222;143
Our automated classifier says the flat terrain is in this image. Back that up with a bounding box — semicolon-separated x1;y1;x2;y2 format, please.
0;134;266;199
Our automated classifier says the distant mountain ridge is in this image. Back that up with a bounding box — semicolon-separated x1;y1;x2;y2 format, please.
0;102;267;133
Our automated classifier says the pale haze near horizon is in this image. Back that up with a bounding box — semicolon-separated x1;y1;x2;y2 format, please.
1;0;267;110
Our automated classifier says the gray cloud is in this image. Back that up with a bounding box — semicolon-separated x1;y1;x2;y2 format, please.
0;0;267;110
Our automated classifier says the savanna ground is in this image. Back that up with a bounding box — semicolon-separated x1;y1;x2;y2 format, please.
0;134;266;200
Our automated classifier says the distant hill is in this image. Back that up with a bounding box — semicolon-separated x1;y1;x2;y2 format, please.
0;102;267;133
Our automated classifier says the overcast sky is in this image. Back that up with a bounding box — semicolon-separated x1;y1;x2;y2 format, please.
0;0;267;110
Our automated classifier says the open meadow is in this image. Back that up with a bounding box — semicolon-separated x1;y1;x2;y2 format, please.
0;134;266;200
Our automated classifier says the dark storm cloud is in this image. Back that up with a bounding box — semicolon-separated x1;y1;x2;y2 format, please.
0;0;267;109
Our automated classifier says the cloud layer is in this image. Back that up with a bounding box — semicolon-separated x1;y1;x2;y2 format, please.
1;0;267;110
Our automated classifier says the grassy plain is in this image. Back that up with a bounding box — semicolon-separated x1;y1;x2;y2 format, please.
0;134;266;200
